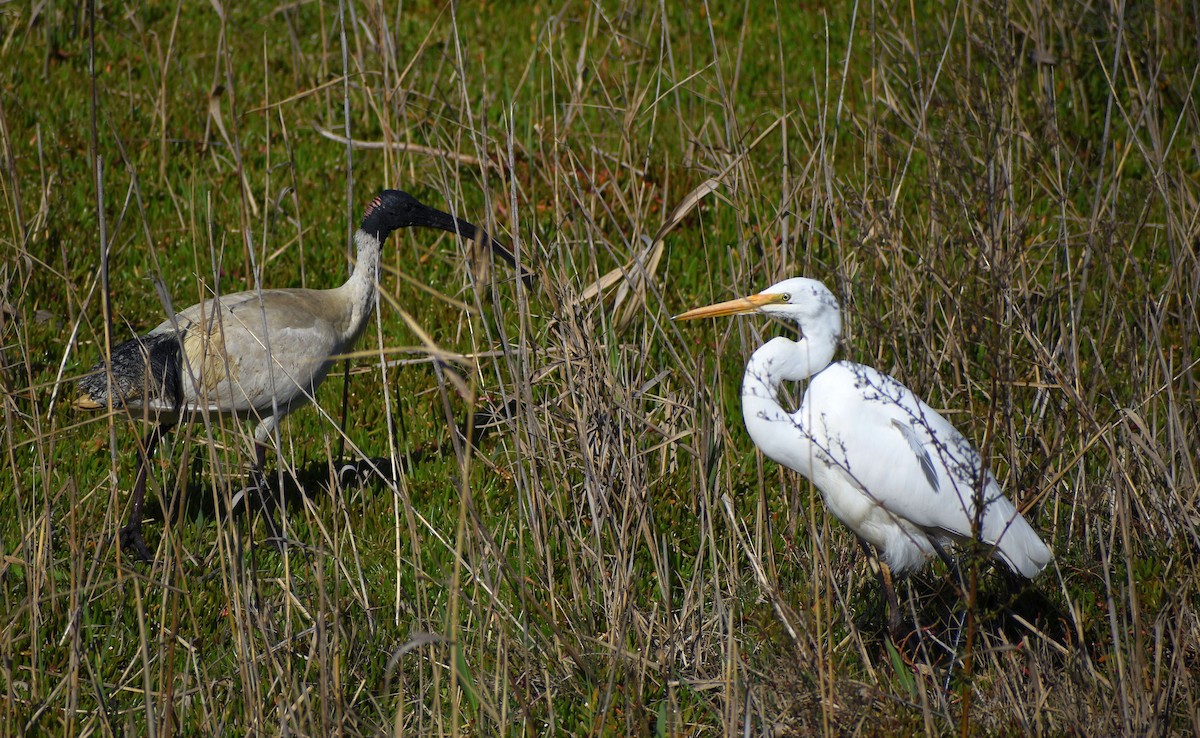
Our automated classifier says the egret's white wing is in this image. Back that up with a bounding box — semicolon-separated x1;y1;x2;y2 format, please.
801;362;1050;576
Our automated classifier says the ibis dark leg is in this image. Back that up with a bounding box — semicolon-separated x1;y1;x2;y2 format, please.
251;440;287;549
252;440;269;493
121;423;169;561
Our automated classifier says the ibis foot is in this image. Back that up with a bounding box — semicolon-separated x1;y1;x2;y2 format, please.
235;471;296;557
120;524;153;563
335;456;397;487
337;462;365;488
258;508;290;553
255;513;314;561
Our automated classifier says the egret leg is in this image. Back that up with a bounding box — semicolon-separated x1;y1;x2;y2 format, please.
120;423;169;562
930;538;965;594
930;538;971;669
857;538;903;637
879;561;905;638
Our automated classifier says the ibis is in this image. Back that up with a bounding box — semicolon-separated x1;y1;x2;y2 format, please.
77;189;523;560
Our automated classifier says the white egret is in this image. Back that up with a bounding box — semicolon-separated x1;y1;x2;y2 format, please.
77;189;524;560
675;277;1051;627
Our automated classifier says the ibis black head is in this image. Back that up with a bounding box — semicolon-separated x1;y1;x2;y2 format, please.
360;189;478;242
360;189;535;286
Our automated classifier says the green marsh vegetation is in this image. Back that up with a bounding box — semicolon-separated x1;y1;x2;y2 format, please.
1;1;1197;734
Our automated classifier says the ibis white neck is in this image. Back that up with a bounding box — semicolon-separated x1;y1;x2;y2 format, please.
342;229;383;342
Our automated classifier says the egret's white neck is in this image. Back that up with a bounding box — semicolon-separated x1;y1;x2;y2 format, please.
742;328;837;400
739;328;838;472
341;229;384;341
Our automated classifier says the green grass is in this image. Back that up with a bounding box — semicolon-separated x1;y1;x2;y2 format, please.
2;0;1199;735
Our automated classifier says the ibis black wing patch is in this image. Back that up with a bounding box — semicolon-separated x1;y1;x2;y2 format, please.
76;330;184;412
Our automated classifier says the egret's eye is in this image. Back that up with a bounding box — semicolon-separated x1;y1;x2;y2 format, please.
781;293;791;302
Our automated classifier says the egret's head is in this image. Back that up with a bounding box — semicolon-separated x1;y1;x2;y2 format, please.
674;277;842;339
758;278;842;335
